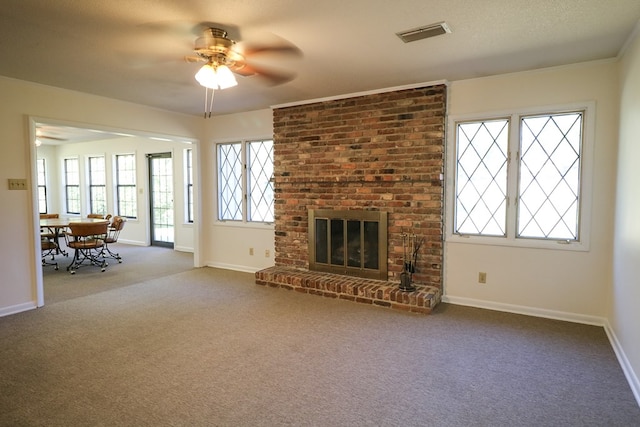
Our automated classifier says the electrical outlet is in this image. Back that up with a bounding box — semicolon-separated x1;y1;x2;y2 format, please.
265;249;270;258
8;178;27;190
478;272;487;284
249;247;254;256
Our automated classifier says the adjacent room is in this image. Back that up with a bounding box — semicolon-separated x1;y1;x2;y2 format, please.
1;1;639;425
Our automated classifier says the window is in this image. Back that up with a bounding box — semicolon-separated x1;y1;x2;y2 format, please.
115;154;137;218
64;158;80;214
217;139;274;223
36;158;47;214
448;104;593;249
518;113;582;239
185;149;194;223
247;140;274;222
88;156;107;215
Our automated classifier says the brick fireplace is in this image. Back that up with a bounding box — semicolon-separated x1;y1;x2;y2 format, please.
256;83;446;313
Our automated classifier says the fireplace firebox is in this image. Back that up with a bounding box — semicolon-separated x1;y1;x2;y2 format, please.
308;209;388;280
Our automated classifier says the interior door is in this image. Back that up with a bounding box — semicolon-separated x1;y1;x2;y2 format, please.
148;152;174;248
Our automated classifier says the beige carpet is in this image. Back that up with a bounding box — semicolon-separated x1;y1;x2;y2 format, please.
1;244;638;426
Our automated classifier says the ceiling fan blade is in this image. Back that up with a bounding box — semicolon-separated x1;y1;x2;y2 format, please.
235;34;302;58
184;55;205;63
232;62;296;86
238;42;302;57
38;135;67;141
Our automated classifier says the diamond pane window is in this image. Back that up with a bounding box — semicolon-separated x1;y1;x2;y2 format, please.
518;112;582;240
449;106;590;248
247;140;274;222
216;140;275;223
455;119;509;236
217;143;243;221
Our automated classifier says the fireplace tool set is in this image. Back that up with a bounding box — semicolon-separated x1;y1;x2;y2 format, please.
400;232;423;291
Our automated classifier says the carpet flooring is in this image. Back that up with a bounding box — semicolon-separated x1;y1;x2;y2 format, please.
1;244;638;426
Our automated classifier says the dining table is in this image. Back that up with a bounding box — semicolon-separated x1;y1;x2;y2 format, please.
40;217;110;256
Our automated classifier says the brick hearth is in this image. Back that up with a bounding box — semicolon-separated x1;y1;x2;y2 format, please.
256;266;442;314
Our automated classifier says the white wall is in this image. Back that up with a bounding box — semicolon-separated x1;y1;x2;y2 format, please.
443;60;619;323
40;136;194;251
0;77;203;316
610;26;640;403
0;56;637;403
202;109;276;272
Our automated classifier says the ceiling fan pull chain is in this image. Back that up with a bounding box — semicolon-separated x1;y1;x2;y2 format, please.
203;87;208;119
208;88;215;118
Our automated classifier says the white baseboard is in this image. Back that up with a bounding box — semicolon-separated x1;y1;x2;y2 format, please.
442;295;606;326
206;261;260;274
443;295;639;407
0;301;37;318
603;320;640;407
174;245;194;253
117;239;146;246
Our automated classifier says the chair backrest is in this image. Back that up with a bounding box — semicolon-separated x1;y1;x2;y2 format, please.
110;216;126;232
40;213;59;219
106;216;126;243
68;221;108;238
87;213;104;219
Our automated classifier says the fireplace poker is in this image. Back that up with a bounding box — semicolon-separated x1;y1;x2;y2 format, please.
399;232;416;291
412;236;423;274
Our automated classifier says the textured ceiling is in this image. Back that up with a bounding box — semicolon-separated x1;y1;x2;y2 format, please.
1;0;639;120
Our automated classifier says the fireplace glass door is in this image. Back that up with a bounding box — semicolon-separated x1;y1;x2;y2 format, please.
309;210;387;280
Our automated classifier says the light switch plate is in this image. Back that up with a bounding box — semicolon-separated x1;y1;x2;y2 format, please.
8;178;28;190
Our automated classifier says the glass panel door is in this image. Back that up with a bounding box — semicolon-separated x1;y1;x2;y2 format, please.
148;153;174;248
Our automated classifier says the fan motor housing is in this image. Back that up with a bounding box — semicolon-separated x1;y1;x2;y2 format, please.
194;28;244;65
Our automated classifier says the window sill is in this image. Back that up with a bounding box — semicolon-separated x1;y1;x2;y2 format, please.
214;220;274;231
445;234;589;252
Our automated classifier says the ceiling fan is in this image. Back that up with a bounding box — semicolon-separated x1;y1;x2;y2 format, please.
35;129;67;146
184;26;301;117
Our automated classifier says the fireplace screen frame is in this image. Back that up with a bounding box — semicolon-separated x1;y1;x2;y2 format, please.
308;209;388;280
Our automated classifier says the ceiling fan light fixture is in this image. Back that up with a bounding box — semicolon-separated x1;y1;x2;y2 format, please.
195;63;218;89
195;63;238;89
215;65;238;89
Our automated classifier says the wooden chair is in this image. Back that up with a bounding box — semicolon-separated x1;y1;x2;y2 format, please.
41;236;59;270
39;213;59;239
87;213;105;219
39;213;67;256
65;221;108;274
102;216;126;263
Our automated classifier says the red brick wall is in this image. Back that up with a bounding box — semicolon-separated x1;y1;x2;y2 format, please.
272;84;446;288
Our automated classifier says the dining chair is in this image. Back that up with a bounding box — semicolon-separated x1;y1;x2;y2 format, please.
39;213;59;239
40;236;59;270
65;221;108;274
39;213;68;256
102;216;126;263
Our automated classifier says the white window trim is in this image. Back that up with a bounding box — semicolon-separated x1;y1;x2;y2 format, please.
87;154;107;215
214;138;275;225
184;148;194;224
445;101;595;252
63;156;81;215
114;152;138;219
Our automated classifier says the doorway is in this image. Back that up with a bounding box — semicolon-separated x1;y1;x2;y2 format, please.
148;152;174;248
30;119;200;307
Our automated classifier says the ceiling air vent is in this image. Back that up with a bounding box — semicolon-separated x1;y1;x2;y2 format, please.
396;22;451;43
